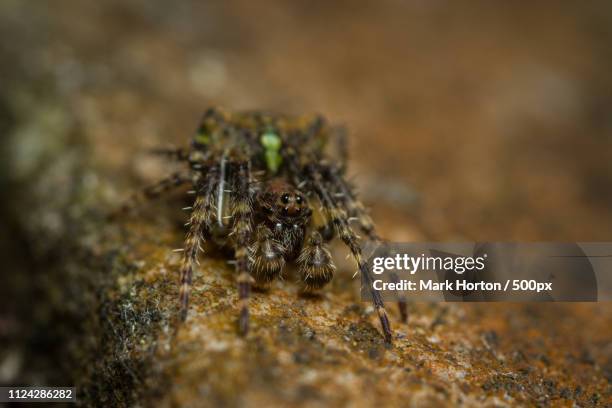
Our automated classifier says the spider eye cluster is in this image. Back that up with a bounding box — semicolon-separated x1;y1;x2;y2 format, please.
275;191;308;218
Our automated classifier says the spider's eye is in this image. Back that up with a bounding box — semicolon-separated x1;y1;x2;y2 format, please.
296;195;303;204
281;193;290;204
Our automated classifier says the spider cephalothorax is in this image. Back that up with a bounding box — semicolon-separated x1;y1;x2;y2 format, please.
122;107;402;343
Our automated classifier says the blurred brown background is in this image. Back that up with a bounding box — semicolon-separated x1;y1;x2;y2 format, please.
3;0;612;240
0;1;611;406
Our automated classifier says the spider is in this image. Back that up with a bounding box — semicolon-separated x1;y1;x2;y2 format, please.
121;107;405;343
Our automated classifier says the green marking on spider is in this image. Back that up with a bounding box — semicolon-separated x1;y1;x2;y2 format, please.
195;131;211;145
260;131;282;173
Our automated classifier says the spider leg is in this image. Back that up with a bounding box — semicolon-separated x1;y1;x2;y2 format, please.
178;166;217;321
330;125;348;173
307;196;335;242
114;171;191;217
297;230;336;292
250;224;286;287
150;107;226;163
229;160;255;335
326;167;408;323
326;166;377;240
147;146;190;161
288;153;393;343
389;272;408;323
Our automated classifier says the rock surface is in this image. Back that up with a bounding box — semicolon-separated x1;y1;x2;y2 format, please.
0;1;610;407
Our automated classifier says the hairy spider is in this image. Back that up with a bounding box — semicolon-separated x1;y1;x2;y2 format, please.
121;107;404;343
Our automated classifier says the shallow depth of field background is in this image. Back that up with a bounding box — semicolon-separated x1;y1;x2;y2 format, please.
0;1;610;405
3;1;612;241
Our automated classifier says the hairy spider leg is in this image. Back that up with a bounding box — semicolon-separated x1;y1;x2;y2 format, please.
284;150;393;343
114;172;191;218
311;197;336;242
297;230;336;291
147;146;190;161
330;125;349;173
326;166;408;323
229;159;255;335
178;166;218;321
250;224;286;286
